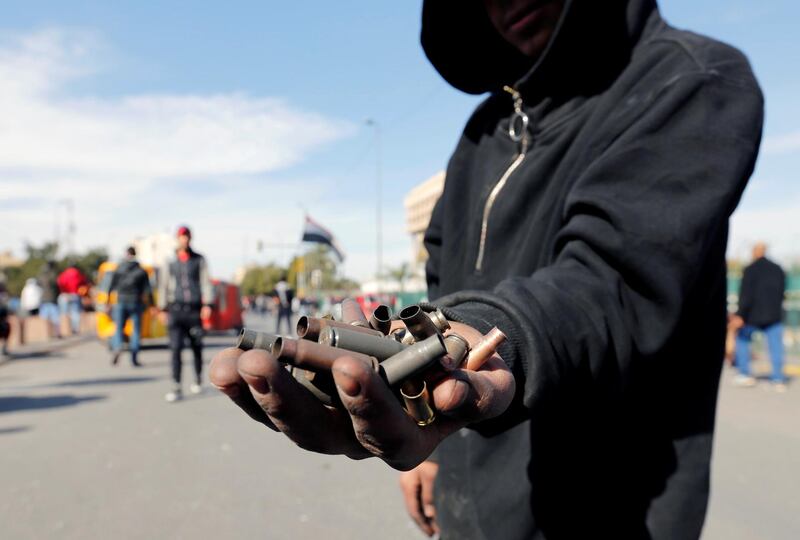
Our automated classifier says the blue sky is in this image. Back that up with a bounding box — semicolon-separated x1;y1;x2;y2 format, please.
0;1;798;280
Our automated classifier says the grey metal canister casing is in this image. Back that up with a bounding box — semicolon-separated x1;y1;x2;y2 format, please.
319;326;406;361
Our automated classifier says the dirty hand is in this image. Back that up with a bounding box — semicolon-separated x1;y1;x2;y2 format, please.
209;314;515;471
399;460;439;536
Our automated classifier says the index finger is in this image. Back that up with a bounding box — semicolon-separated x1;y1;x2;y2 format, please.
209;347;277;430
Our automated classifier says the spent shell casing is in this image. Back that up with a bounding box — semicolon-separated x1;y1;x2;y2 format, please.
319;325;406;361
272;336;379;374
426;309;451;333
296;316;384;341
379;334;447;386
340;298;371;328
442;333;470;370
465;327;507;371
236;328;279;352
369;304;393;335
399;305;441;342
400;380;436;426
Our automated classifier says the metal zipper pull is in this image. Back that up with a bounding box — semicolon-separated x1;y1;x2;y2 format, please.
503;85;529;150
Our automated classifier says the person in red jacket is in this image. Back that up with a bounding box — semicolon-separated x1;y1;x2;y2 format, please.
57;264;88;335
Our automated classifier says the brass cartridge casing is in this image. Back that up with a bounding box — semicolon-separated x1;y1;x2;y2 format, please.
426;309;451;333
401;381;436;426
465;327;507;371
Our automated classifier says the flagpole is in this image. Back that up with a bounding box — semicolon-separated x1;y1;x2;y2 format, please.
366;119;383;294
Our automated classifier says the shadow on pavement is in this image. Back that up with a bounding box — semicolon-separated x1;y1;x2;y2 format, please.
4;351;65;361
51;376;158;388
0;425;30;435
0;394;106;414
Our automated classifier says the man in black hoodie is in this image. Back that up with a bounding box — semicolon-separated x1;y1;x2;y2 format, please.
210;1;763;538
107;247;154;367
731;242;786;390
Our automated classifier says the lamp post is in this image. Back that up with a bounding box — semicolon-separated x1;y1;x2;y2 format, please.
365;118;383;293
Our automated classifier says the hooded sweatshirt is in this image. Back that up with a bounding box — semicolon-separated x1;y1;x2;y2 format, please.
108;259;154;306
421;1;763;538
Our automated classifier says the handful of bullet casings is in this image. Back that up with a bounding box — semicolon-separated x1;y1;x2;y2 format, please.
235;299;506;426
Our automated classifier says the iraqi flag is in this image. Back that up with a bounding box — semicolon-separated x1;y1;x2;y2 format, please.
301;215;345;262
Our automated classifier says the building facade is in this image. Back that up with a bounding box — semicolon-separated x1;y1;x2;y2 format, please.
403;171;445;274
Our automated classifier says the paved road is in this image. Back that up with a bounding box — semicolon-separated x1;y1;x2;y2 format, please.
0;316;425;540
1;317;797;539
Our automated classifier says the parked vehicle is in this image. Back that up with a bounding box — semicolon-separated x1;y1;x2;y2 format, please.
202;280;244;333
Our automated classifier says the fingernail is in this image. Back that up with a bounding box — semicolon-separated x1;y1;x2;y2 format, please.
335;370;361;397
240;371;269;394
423;505;436;518
216;384;240;398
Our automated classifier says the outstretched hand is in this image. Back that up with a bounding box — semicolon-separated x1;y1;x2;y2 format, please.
209;308;515;471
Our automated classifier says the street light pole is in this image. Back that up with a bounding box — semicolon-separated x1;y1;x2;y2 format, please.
366;119;383;293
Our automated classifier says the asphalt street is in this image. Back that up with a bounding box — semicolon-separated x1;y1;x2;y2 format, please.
0;315;797;539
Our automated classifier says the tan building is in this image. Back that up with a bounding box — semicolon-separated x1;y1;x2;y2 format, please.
0;250;24;269
132;233;176;270
404;171;445;272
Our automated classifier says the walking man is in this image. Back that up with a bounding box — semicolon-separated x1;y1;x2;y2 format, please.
38;260;61;338
732;242;787;391
158;226;213;402
272;274;294;334
107;247;154;367
57;263;88;335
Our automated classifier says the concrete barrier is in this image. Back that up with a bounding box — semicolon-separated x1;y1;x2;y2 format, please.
3;312;96;350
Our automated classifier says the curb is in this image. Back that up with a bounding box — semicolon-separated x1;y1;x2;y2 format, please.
0;335;97;367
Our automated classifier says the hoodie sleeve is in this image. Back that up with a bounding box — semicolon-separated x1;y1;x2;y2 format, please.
437;71;763;412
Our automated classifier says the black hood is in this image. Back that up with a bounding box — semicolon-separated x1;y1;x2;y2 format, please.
117;260;139;273
421;0;657;97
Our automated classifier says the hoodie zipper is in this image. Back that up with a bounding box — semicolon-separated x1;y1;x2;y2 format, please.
475;86;530;272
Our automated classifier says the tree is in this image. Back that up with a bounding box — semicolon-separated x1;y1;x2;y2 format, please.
240;264;286;296
288;245;359;294
385;263;411;293
2;243;108;295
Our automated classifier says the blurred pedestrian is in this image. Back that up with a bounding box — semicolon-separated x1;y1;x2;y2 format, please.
20;277;43;316
158;226;213;402
38;260;61;338
57;263;88;335
731;242;787;391
107;247;154;367
0;274;9;356
271;274;294;334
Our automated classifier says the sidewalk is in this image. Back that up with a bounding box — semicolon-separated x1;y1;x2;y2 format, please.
2;313;97;367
